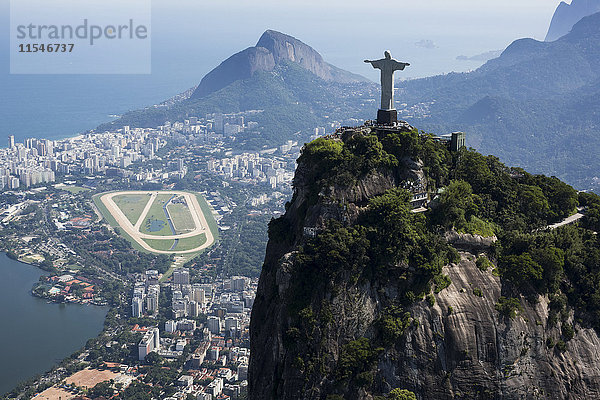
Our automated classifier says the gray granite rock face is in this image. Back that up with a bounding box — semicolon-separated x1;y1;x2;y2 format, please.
251;235;600;399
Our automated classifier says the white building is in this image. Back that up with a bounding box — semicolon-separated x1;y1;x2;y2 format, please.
190;301;199;317
225;316;240;332
146;293;159;314
165;320;177;333
132;297;143;318
192;284;206;305
231;276;248;292
176;339;187;351
177;375;194;387
173;268;190;285
206;377;224;397
177;319;197;332
138;327;160;361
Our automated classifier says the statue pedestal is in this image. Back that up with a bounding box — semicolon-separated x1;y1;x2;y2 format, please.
377;109;397;125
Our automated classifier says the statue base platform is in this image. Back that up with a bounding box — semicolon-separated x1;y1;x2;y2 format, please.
377;109;397;125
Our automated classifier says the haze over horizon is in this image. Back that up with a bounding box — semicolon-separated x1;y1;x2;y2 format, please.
0;0;565;140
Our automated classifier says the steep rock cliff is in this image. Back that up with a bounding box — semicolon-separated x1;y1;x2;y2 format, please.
249;124;600;399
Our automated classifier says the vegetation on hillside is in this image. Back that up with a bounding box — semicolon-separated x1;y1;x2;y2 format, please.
267;126;600;397
398;13;600;191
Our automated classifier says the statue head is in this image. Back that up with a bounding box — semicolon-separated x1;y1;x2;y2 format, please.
384;50;391;59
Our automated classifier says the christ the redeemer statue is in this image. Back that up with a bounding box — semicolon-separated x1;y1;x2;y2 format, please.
365;51;409;125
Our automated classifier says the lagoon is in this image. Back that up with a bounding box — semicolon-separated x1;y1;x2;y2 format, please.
0;253;108;396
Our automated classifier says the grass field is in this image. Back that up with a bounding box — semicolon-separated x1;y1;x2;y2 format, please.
194;193;219;243
113;193;151;225
142;233;207;253
95;191;219;257
142;238;176;251
140;194;174;236
20;254;45;264
61;186;91;194
167;199;195;232
176;233;207;251
92;193;146;252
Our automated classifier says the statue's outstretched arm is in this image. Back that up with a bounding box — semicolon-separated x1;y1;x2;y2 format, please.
392;61;410;70
364;59;381;69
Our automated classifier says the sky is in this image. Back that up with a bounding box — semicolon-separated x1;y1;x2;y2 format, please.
1;0;564;78
147;0;566;80
0;0;567;140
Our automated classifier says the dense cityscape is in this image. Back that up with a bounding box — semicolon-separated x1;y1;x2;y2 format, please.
0;108;346;400
0;110;336;191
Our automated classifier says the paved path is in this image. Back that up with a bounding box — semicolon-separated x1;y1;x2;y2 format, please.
99;191;215;254
133;192;156;230
545;208;585;230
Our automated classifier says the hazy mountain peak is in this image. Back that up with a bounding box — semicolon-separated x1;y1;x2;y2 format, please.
545;0;600;41
256;29;323;62
192;29;368;99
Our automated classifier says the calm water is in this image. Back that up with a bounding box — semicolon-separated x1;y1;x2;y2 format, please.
0;253;108;396
147;219;166;232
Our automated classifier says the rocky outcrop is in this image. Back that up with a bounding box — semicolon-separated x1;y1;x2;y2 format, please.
192;30;368;99
393;253;600;399
444;230;497;251
192;47;276;99
249;128;600;400
546;1;600;41
251;227;600;399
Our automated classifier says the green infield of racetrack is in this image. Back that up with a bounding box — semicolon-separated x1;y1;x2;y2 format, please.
93;193;146;253
112;193;152;225
167;200;196;232
140;193;175;236
142;233;207;253
94;191;219;256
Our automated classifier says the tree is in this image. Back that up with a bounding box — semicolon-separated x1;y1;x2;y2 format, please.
437;180;477;230
144;351;164;365
338;338;379;380
531;247;564;293
388;388;417;400
499;253;542;288
495;297;522;319
582;204;600;232
89;380;113;398
519;185;551;224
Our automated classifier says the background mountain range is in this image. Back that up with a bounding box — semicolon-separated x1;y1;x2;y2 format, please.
101;10;600;191
546;0;600;41
98;30;376;149
400;12;600;190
